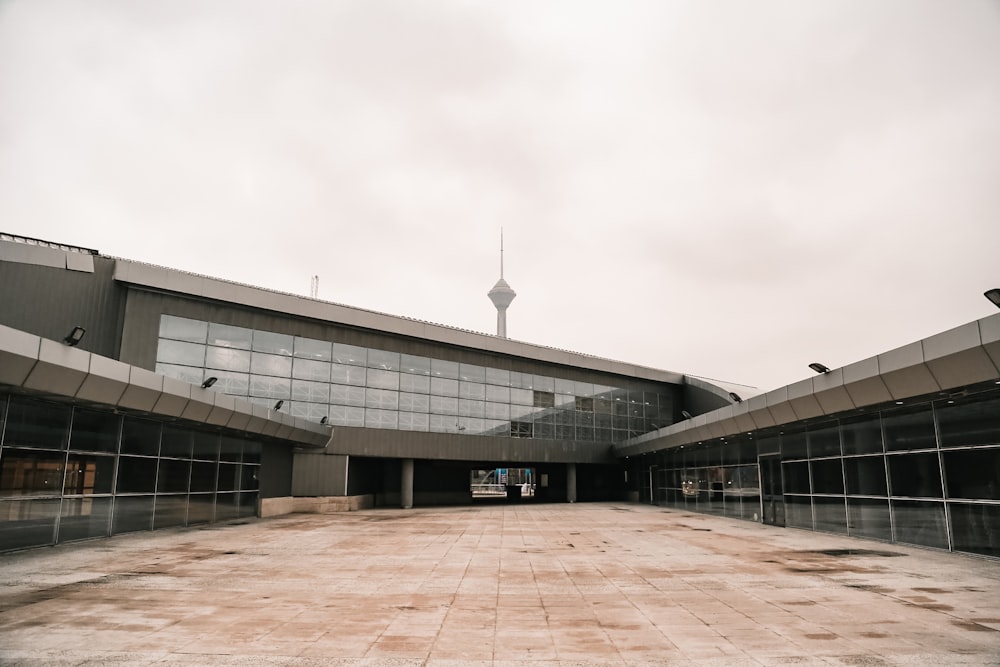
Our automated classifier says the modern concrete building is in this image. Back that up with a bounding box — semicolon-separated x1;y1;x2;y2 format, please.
1;232;998;559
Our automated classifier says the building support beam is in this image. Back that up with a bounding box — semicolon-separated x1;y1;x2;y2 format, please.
401;458;414;509
567;462;577;503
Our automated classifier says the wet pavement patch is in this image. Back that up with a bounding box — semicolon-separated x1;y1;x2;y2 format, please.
807;549;904;558
952;620;999;632
846;584;894;593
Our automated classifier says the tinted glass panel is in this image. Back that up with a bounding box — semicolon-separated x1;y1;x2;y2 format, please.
116;456;158;493
3;398;70;450
399;374;430;394
783;461;810;494
250;352;292;377
241;465;260;491
950;502;1000;557
331;365;366;387
785;495;812;529
0;498;58;550
219;437;242;463
252;331;293;355
216;493;239;521
365;389;399;411
205;346;251;372
292;358;330;382
332;343;366;366
249;376;290;399
159;315;207;342
120;418;159;456
400;354;431;375
0;449;65;497
156;339;206;366
533;376;554;392
211;372;249;397
938;397;1000;448
192;432;219;461
431;378;459;397
293;336;331;361
808;424;841;458
847;497;891;540
157;459;190;493
190;461;217;493
811;458;844;495
69;409;119;453
892;499;948;549
813;496;847;534
63;455;115;495
188;495;215;525
780;429;808;460
486;367;510;386
58;496;111;542
883;409;936;451
154;495;188;529
888;453;942;498
112;496;154;534
367;369;399;390
160;427;192;459
844;456;887;496
291;379;330;404
207;322;252;349
757;435;779;455
841;417;883;455
243;442;261;465
368;349;399;371
943;449;1000;500
217;463;239;492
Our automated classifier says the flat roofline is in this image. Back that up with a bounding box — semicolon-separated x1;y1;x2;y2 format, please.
112;257;687;385
616;312;1000;458
0;324;331;448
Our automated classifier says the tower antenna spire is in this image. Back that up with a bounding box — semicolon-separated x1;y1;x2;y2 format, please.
487;228;516;338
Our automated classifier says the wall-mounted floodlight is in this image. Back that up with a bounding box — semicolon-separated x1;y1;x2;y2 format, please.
201;377;218;389
320;416;328;425
986;288;1000;309
273;400;284;411
729;392;742;403
63;326;86;346
681;410;693;419
808;363;831;374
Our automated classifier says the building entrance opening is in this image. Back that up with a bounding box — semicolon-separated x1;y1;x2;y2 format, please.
470;467;536;501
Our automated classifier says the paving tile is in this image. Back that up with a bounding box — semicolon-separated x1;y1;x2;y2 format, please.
1;504;999;666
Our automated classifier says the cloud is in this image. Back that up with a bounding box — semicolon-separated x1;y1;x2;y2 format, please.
1;0;998;392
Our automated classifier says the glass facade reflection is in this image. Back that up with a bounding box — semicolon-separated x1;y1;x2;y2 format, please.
155;315;673;442
650;392;1000;558
0;393;262;552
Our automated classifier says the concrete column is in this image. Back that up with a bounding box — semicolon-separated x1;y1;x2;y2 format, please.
566;462;577;503
401;458;414;509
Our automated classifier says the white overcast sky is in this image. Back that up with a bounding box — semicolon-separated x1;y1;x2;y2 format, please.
2;0;999;394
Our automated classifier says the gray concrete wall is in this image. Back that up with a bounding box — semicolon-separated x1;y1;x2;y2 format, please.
0;252;125;360
291;452;349;496
260;443;293;498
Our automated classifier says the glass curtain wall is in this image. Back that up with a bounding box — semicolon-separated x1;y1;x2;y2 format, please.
155;315;673;443
652;391;1000;558
0;393;261;552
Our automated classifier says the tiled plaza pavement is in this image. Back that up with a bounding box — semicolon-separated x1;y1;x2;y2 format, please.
1;503;999;666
